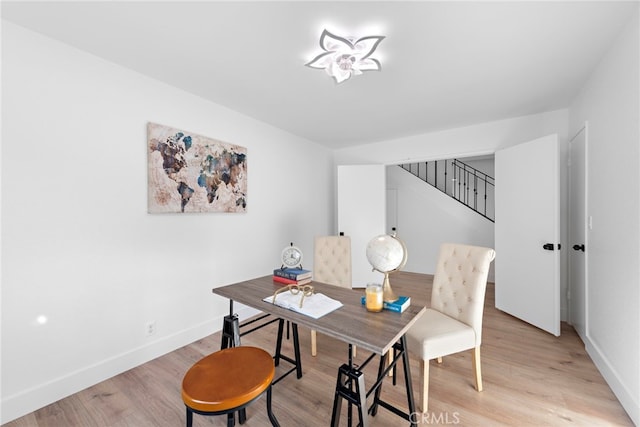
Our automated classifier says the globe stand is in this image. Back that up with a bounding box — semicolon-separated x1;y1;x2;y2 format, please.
366;232;407;304
382;272;399;303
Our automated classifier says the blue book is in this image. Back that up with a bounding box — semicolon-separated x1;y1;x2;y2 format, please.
273;268;312;281
360;295;411;313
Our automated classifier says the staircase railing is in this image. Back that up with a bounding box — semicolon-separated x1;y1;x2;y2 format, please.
399;159;494;222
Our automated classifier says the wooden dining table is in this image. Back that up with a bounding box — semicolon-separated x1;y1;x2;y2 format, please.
212;275;425;427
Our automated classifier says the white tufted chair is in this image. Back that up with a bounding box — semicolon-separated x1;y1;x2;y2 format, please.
406;243;496;412
311;235;352;356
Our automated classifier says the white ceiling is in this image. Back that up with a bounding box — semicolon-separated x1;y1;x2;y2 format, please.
2;1;637;149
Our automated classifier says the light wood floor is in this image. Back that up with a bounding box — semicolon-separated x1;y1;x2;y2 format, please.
5;272;632;426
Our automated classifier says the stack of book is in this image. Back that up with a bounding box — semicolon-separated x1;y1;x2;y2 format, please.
273;268;313;286
360;295;411;313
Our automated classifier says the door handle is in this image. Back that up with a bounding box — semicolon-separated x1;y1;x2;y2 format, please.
572;244;585;252
543;243;560;251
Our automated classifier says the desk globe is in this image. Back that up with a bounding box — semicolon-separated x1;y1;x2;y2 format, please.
366;233;408;303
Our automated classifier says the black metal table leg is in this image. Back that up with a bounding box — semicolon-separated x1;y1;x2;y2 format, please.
272;319;303;383
330;363;368;427
330;336;417;427
348;345;352;427
330;368;343;427
291;323;302;379
221;301;240;350
369;353;387;417
274;319;285;367
221;314;240;349
400;335;417;425
220;300;244;423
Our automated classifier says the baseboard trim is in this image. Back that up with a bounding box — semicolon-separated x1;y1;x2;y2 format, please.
585;337;639;426
1;306;257;424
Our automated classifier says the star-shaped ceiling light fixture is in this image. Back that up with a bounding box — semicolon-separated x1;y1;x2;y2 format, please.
305;29;385;84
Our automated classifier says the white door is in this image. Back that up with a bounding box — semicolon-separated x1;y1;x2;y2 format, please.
568;124;587;341
337;165;386;287
495;134;561;336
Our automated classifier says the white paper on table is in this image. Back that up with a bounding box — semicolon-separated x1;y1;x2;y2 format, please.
262;292;343;319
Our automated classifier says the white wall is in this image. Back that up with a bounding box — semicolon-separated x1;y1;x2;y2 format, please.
387;165;495;279
335;109;569;166
568;11;639;425
462;157;494;177
1;22;333;423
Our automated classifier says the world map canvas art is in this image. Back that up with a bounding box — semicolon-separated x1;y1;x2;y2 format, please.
147;123;247;213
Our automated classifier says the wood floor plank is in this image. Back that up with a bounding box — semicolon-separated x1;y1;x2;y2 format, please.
4;272;633;426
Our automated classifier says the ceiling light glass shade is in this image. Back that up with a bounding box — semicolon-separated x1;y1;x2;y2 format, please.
305;29;385;83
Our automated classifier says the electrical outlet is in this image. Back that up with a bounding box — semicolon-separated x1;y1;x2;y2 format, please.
145;321;156;337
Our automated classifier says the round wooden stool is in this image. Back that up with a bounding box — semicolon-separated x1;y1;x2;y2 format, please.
181;346;280;427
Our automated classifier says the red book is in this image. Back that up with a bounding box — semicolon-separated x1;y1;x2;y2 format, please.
272;275;312;286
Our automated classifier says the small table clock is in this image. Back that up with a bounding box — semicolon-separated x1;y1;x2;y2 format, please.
281;242;303;269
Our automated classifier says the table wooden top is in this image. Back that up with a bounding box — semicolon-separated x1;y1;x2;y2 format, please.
212;275;425;355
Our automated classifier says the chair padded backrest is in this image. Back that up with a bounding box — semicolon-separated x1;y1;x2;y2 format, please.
431;243;496;344
314;235;352;288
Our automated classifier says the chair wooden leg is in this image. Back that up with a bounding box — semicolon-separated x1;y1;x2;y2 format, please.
472;346;483;392
419;359;430;412
311;330;317;356
312;330;356;357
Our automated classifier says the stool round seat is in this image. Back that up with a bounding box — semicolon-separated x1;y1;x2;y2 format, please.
182;346;275;413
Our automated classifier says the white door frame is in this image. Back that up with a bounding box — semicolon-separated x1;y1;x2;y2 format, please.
568;122;588;341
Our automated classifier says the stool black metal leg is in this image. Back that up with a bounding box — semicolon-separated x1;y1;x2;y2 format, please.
227;412;235;427
238;407;246;424
186;407;193;427
266;385;280;427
